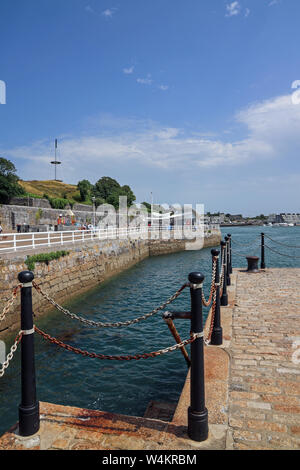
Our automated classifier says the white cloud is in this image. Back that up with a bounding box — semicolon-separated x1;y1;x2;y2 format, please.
102;8;116;18
85;5;94;14
4;92;300;182
225;1;241;17
245;8;250;17
158;85;169;91
123;66;134;75
137;75;153;85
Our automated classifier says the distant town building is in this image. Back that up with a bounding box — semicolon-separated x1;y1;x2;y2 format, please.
267;213;300;225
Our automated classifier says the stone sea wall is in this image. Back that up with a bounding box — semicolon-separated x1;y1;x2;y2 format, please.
0;239;149;337
0;204;96;231
0;229;221;338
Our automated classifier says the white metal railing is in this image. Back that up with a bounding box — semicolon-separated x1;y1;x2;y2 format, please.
0;225;219;255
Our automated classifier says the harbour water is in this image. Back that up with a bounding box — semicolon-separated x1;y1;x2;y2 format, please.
0;225;299;435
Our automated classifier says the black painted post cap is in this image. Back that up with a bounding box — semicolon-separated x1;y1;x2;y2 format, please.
225;236;229;242
18;271;34;284
211;249;220;257
221;241;226;247
188;272;205;284
227;233;231;237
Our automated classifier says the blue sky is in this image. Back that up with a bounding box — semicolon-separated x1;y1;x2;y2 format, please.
0;0;300;216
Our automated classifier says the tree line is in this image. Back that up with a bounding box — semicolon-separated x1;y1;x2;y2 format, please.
77;177;136;208
0;157;137;210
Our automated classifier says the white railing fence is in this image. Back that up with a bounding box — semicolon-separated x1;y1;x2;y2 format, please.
0;225;219;254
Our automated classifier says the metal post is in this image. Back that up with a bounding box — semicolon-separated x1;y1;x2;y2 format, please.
18;271;40;437
187;272;208;442
225;236;231;286
261;232;265;269
227;233;232;274
210;249;223;345
92;196;96;227
220;241;228;306
163;316;191;367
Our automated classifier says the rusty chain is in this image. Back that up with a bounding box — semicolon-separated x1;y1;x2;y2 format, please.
201;256;217;307
219;249;226;297
0;285;22;323
34;325;203;361
32;281;189;328
205;288;217;345
0;331;23;378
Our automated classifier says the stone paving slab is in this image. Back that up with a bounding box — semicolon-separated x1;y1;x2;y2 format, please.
0;400;227;451
228;268;300;450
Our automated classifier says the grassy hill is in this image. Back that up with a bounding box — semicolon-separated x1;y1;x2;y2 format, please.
19;180;80;200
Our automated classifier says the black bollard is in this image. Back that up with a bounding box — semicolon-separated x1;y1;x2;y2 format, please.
220;241;228;306
247;256;259;273
210;249;223;345
18;271;40;437
227;234;232;274
261;233;266;269
225;236;231;286
187;272;208;442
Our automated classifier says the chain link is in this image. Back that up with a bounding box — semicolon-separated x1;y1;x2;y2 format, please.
32;281;189;328
264;234;300;249
0;285;22;323
231;236;260;248
205;287;217;345
231;248;258;258
34;325;203;361
264;244;300;259
219;250;225;297
0;331;22;378
202;257;217;307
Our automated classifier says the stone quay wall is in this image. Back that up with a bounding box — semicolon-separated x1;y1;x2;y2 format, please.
0;204;96;232
0;239;149;337
0;228;221;338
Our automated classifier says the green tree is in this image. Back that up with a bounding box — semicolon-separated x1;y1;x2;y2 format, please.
141;202;151;213
77;179;92;202
120;185;136;206
92;177;136;209
106;186;136;209
93;177;121;201
0;157;25;204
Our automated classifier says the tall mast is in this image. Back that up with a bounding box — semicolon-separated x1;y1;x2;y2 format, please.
51;138;61;181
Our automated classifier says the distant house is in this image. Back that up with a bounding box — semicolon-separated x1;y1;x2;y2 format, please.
267;213;300;225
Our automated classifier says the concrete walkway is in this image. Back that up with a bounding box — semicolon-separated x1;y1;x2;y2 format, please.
0;268;299;450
